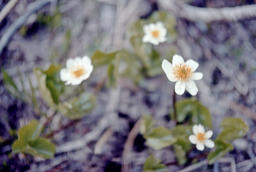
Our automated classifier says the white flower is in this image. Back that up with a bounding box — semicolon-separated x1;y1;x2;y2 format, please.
142;22;167;45
189;124;215;151
161;54;203;96
60;56;93;85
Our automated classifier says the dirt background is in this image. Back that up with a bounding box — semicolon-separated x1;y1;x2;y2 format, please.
1;0;256;171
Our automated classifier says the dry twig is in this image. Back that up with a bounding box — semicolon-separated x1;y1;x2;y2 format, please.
0;0;19;23
158;0;256;22
122;119;141;172
94;128;113;154
0;0;56;54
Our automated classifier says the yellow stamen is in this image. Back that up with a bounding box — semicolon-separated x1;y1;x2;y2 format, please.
173;64;192;81
196;132;206;142
73;68;85;78
151;30;160;38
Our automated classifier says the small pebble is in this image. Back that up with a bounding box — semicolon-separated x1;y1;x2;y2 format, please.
233;139;248;151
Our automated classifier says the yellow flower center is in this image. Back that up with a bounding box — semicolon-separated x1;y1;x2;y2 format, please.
173;64;192;81
196;132;206;142
73;68;85;78
151;30;160;38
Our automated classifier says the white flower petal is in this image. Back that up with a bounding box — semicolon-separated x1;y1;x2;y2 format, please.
189;135;197;144
186;59;199;72
60;69;70;81
142;22;167;45
159;37;166;42
142;35;151;43
66;59;75;68
192;72;203;80
81;56;91;65
74;57;82;65
185;80;198;96
156;22;164;28
193;124;205;134
205;130;213;139
60;56;94;86
151;39;159;45
205;140;215;148
162;59;176;82
175;81;185;95
70;78;83;85
143;25;150;34
172;54;184;66
196;143;205;151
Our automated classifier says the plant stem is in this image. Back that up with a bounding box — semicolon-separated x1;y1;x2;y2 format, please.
173;88;177;123
45;119;81;138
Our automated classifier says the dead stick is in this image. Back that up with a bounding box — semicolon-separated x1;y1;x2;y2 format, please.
122;119;141;172
0;0;19;23
0;0;56;54
45;119;81;138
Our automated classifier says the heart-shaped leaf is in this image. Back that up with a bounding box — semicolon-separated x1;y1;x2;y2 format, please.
2;69;23;100
170;125;192;165
207;140;233;164
145;127;176;150
91;50;117;67
217;117;248;143
58;93;95;119
12;120;55;159
43;64;64;104
140;115;155;137
173;99;212;129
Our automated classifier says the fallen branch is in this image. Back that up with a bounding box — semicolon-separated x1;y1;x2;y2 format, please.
178;160;208;172
45;119;81;139
0;0;19;23
94;128;113;154
0;0;56;54
122;119;141;172
158;0;256;22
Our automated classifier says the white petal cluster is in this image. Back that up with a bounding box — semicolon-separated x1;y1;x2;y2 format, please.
189;124;215;151
60;56;93;85
142;22;167;45
162;54;203;96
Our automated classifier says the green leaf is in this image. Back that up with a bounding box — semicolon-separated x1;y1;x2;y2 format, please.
174;99;212;129
145;127;176;150
43;64;64;104
207;140;233;164
12;138;55;159
91;50;117;67
171;125;192;165
12;139;26;153
143;155;167;172
28;75;39;114
58;93;95;119
2;69;23;99
92;50;143;84
27;138;55;159
217;117;248;143
173;144;187;165
12;120;55;159
34;68;57;108
140;115;155;136
116;50;142;84
146;49;162;77
17;120;43;142
107;63;118;87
